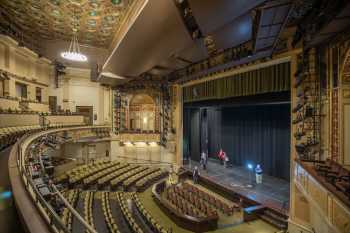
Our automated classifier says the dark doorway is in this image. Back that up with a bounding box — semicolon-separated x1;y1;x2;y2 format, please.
49;96;57;112
76;106;93;125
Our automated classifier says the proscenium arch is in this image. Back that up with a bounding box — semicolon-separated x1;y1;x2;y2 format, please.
129;93;157;131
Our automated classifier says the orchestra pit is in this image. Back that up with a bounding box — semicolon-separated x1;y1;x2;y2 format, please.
0;1;350;233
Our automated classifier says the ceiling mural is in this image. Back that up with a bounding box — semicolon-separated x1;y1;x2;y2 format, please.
0;0;134;48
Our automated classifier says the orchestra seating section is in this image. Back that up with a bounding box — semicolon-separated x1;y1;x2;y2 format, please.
164;182;240;218
55;160;168;192
10;126;283;233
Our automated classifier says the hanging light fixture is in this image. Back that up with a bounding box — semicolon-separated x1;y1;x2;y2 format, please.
61;32;87;62
61;12;87;62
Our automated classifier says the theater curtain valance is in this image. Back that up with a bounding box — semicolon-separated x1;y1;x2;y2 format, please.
183;62;290;102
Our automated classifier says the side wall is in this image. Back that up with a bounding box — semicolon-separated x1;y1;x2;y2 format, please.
48;67;112;125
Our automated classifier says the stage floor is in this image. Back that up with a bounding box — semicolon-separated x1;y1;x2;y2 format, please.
184;160;290;214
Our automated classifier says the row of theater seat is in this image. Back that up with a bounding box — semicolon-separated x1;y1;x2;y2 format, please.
61;189;80;232
117;193;144;233
92;128;110;138
135;169;168;191
82;161;120;186
68;161;115;184
182;182;239;215
315;159;350;199
122;168;160;189
56;161;168;192
0;125;41;150
55;158;111;183
101;192;121;233
83;191;96;230
165;186;217;218
0;123;85;151
132;193;169;233
98;164;138;186
110;167;149;188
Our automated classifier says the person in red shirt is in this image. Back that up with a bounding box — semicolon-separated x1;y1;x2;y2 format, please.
218;149;226;165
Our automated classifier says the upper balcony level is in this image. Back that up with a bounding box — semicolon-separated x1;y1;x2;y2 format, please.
293;160;350;233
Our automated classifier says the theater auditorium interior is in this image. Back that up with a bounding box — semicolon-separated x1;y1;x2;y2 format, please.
0;1;350;233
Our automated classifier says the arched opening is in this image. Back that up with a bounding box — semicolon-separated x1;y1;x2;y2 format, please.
129;94;156;132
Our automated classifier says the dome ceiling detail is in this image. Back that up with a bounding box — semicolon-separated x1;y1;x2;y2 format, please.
0;0;134;48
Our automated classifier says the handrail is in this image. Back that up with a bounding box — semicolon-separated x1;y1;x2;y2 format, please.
52;186;98;233
15;126;110;233
288;219;315;233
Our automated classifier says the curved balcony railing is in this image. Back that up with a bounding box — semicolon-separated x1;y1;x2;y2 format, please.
10;126;109;233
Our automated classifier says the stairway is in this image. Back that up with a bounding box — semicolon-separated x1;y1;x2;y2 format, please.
259;209;288;230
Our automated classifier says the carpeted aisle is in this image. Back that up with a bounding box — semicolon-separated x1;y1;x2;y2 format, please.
93;194;109;233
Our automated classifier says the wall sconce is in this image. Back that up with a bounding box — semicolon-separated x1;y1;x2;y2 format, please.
124;141;132;146
143;117;147;123
150;142;158;147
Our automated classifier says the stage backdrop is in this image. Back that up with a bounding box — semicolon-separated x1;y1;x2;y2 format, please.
184;104;291;180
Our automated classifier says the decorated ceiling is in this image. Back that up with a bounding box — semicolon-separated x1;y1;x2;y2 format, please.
0;0;134;48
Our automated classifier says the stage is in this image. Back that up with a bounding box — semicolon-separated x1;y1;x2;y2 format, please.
184;159;290;214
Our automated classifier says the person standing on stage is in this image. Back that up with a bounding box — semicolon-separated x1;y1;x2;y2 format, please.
218;148;226;165
224;154;229;168
255;164;263;184
193;166;200;184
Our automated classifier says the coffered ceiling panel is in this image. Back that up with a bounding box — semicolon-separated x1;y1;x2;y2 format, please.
0;0;135;48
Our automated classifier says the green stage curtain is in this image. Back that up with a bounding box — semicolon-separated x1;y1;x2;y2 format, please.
183;62;290;102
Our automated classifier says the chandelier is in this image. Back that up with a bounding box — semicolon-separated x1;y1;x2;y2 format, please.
61;32;87;62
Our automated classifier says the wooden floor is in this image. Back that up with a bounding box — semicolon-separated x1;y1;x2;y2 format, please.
184;159;290;214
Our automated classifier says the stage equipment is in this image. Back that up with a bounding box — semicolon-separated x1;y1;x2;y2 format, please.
247;163;254;188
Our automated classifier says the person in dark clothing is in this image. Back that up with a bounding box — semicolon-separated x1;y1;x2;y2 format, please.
193;166;200;184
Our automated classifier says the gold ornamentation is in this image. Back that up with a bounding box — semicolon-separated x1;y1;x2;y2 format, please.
343;89;350;98
0;0;134;48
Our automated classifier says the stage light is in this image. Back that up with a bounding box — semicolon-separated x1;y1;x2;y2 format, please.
246;164;254;188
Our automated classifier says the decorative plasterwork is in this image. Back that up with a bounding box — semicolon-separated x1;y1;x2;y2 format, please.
0;0;135;48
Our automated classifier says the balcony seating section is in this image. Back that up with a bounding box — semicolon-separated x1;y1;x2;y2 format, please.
117;193;144;233
82;161;121;186
110;166;149;188
181;182;239;216
92;128;110;138
122;168;160;189
314;159;350;199
135;170;168;191
97;164;136;186
0;125;42;150
132;193;169;233
101;192;121;233
83;191;96;231
165;185;217;219
61;189;80;232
